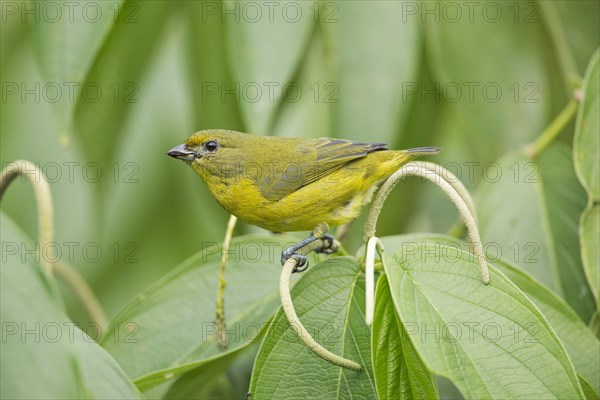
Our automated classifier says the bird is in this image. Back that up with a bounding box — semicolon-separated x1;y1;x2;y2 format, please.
168;129;440;270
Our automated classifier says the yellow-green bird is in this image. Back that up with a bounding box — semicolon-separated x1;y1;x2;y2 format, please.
168;129;439;269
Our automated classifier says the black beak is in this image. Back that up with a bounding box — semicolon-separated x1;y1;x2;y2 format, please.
167;144;196;161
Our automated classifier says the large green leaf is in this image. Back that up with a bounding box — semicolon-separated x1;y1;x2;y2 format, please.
322;1;420;142
382;240;583;399
100;235;296;390
0;1;27;69
426;0;559;162
249;257;375;398
225;0;315;133
73;0;172;164
271;33;331;137
369;234;599;396
372;273;438;399
575;49;600;201
163;343;256;399
581;205;600;309
28;0;123;136
187;0;244;131
574;50;600;310
476;144;594;321
497;255;600;397
0;213;142;399
542;2;600;76
580;376;600;400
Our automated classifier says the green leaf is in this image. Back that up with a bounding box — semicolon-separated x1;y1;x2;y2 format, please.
271;33;331;137
382;240;583;399
426;1;559;162
162;344;253;399
581;204;600;309
322;1;420;142
249;257;376;398
187;1;244;131
225;0;315;133
580;376;600;400
0;2;27;70
476;144;594;320
544;2;600;77
100;235;295;390
0;213;142;399
29;0;123;137
574;49;600;200
73;0;172;164
497;256;600;396
575;49;600;312
368;234;599;396
372;273;438;400
591;311;600;338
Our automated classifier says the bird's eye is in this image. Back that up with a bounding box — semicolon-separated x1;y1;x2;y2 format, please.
204;140;219;152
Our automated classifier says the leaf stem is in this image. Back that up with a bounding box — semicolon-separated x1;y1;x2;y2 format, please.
524;99;579;158
0;160;108;331
215;214;237;349
334;244;350;257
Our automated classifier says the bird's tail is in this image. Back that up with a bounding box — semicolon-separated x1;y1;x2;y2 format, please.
404;147;442;156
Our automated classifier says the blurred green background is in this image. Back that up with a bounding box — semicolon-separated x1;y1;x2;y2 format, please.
0;1;598;395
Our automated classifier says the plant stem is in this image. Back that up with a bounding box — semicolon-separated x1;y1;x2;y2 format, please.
215;214;237;349
524;99;578;158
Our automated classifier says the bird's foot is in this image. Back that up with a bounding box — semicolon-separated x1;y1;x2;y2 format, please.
314;234;338;255
280;223;338;273
281;248;308;272
312;223;339;255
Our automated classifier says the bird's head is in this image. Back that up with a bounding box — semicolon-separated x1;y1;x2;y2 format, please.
167;129;251;179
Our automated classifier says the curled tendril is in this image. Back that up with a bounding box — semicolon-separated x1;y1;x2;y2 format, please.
1;160;108;332
365;237;385;326
1;160;55;274
279;256;362;371
366;161;489;280
362;161;490;326
410;161;478;223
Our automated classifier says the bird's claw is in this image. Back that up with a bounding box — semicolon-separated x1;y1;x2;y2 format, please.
281;246;294;265
291;254;308;273
315;234;338;255
281;251;308;273
280;226;338;274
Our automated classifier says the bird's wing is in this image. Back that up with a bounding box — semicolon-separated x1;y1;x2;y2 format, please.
259;138;388;201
